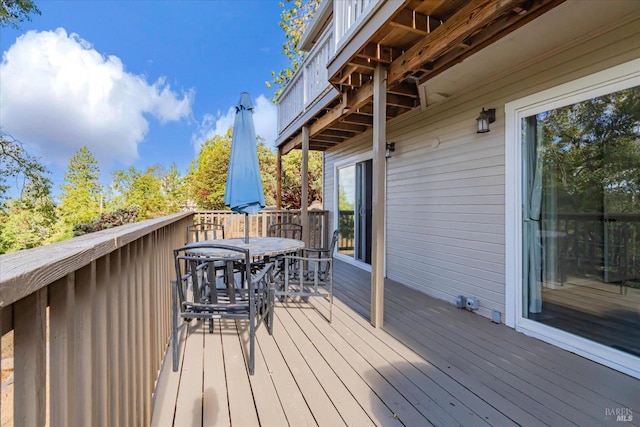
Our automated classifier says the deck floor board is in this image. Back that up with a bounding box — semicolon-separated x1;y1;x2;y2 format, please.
152;260;640;427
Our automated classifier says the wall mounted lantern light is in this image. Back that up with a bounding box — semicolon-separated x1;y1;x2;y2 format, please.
476;108;496;133
385;142;396;158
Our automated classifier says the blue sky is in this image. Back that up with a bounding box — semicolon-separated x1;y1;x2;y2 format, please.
0;0;290;197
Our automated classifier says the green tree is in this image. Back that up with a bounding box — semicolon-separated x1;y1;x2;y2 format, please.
188;130;278;210
110;164;182;220
281;150;322;209
53;146;102;240
267;0;321;100
162;162;188;212
188;132;233;210
0;0;40;29
0;175;56;253
0;128;50;206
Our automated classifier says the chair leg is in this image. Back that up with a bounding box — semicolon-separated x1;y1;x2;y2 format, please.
249;307;255;375
267;286;275;335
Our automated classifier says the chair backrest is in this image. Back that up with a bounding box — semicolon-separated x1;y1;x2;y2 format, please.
268;222;302;240
187;222;225;243
173;242;250;305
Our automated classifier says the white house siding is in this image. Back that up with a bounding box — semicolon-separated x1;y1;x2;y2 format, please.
323;2;640;321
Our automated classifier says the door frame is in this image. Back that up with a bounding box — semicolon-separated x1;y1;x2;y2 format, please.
334;152;374;272
505;58;640;379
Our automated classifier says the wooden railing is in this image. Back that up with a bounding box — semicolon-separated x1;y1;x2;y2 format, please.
0;212;193;426
334;0;376;47
193;210;330;250
551;213;639;284
277;27;334;134
0;208;330;426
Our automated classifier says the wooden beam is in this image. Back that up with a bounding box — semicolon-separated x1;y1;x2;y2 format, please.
389;8;442;35
348;56;376;70
414;0;567;87
342;113;373;126
310;134;346;144
359;43;403;63
388;0;523;87
320;129;355;138
387;93;417;108
388;81;420;97
280;134;302;155
327;122;368;133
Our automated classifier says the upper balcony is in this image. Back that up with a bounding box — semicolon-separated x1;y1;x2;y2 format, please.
276;0;567;155
276;21;338;140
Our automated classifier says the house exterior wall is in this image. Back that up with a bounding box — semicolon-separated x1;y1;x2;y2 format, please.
323;6;640;321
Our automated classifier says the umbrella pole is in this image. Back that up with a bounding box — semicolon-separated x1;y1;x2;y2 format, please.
244;213;249;243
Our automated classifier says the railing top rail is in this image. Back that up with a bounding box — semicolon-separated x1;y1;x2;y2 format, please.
0;212;192;307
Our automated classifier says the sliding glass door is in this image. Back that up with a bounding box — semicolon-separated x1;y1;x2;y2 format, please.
521;85;640;357
337;159;372;264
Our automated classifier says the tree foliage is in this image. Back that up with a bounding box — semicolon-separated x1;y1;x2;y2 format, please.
0;175;56;253
267;0;321;100
281;150;323;209
188;131;233;210
187;130;280;210
0;128;50;206
539;86;640;214
110;164;181;220
53;146;103;240
0;0;40;29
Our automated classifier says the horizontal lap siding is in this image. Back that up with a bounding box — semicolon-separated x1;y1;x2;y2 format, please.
323;5;640;321
386;116;506;318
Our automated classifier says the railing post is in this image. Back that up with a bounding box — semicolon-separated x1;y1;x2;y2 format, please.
14;289;47;427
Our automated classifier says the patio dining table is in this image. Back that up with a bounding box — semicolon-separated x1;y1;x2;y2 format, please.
186;237;305;302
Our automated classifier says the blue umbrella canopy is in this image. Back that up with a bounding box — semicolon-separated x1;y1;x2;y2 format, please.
224;92;265;215
224;93;265;242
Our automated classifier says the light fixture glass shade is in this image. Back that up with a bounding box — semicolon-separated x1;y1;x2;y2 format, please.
476;108;495;133
476;109;490;133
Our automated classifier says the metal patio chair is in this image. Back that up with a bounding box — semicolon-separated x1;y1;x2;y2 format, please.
171;242;275;375
275;230;338;322
267;222;303;240
187;222;225;243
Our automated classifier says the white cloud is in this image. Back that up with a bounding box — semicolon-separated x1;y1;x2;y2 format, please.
0;28;193;167
192;94;277;153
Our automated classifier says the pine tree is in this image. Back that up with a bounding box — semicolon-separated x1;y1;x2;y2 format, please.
54;146;102;240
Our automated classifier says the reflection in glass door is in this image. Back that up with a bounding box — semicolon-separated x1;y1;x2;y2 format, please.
337;160;372;264
521;85;640;357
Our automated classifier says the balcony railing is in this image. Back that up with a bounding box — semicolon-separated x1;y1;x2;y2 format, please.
334;0;376;49
277;26;334;134
0;209;328;426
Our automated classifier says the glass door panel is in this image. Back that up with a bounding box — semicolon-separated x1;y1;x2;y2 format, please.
521;86;640;357
337;160;372;264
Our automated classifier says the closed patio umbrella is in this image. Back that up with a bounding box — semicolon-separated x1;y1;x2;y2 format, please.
224;92;265;243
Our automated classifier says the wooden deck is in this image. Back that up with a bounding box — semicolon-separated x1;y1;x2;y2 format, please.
151;260;640;427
